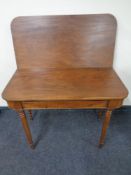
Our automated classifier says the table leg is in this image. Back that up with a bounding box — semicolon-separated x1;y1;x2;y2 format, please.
97;110;103;120
99;109;112;147
28;110;33;120
17;110;34;149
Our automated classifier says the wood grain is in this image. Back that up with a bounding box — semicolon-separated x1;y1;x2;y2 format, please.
2;68;128;101
11;14;117;69
2;14;129;148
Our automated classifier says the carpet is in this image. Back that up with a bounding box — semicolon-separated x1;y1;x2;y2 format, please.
0;107;131;175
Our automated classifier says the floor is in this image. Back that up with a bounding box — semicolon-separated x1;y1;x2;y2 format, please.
0;107;131;175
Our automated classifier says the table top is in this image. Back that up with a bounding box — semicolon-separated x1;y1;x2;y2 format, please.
2;14;128;103
11;14;116;69
2;68;128;101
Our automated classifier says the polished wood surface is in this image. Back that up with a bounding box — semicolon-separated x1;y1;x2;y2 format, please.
2;14;128;148
11;14;116;69
2;68;128;101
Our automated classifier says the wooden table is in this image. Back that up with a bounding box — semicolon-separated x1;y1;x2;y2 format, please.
2;14;128;149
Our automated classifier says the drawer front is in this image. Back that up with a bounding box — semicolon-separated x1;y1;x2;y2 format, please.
22;100;108;109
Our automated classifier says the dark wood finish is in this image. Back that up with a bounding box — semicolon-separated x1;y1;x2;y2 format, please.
17;109;34;149
99;110;112;147
2;14;128;148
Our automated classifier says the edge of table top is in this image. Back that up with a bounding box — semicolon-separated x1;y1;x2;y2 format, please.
2;68;128;102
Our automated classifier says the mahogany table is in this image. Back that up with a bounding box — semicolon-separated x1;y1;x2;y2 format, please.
2;14;128;149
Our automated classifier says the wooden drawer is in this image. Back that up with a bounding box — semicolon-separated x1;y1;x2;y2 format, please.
21;100;108;109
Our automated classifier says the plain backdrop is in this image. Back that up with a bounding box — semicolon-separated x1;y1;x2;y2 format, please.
0;0;131;106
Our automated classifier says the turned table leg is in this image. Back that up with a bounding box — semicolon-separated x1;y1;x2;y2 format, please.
28;110;33;120
17;110;34;149
99;109;112;147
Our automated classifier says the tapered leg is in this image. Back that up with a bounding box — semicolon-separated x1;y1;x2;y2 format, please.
17;110;34;149
99;110;112;147
28;110;33;120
